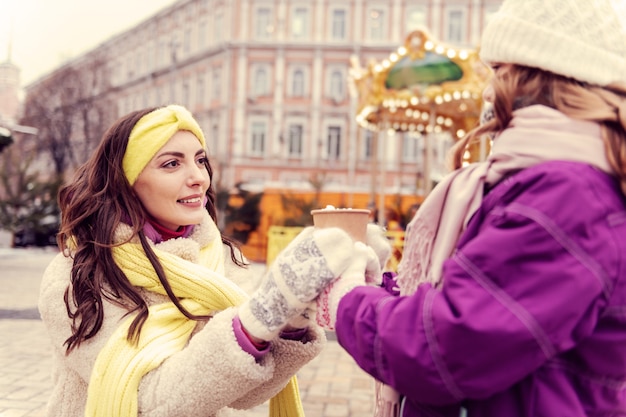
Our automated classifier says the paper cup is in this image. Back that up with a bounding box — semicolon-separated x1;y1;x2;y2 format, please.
310;208;370;242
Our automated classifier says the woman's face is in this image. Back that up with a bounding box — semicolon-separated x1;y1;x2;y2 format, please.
133;130;210;230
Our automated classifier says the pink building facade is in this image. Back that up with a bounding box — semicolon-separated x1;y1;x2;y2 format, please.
28;0;502;199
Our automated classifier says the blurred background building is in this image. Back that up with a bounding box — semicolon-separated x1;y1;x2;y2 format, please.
22;0;501;198
7;0;502;255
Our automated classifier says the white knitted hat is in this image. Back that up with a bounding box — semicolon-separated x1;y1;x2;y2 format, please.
480;0;626;86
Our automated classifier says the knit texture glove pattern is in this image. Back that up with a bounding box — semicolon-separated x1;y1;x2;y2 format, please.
287;223;390;331
364;223;392;283
239;226;354;341
316;241;381;330
285;305;315;330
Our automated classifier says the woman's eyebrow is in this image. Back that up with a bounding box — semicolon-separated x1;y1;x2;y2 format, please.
156;148;205;159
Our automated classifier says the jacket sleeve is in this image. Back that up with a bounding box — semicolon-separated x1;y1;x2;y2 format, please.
228;325;326;410
335;191;613;406
137;307;324;416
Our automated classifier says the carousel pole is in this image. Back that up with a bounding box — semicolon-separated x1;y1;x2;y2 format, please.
377;127;392;226
479;135;489;161
423;102;436;195
369;128;379;215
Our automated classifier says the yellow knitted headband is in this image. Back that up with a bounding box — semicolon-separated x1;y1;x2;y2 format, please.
122;105;206;185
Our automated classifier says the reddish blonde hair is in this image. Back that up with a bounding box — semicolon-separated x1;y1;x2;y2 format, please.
451;65;626;194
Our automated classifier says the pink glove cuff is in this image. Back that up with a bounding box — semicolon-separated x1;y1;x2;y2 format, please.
316;276;361;330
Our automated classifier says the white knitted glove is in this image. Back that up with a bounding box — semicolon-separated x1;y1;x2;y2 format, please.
239;226;354;341
287;224;390;330
285;304;315;330
365;223;392;283
316;241;380;330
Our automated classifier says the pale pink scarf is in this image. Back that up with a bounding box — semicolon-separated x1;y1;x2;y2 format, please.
374;105;612;417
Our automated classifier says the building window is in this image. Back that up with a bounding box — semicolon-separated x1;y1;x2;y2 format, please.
146;44;154;71
291;69;305;97
212;69;221;99
214;11;224;43
331;9;346;40
446;9;465;43
158;40;167;67
183;28;192;54
256;7;274;39
250;121;266;156
134;53;141;78
402;133;421;162
126;54;133;78
197;74;205;105
182;81;190;108
288;124;303;157
326;126;342;160
198;20;207;49
406;6;427;32
292;7;309;39
169;35;180;65
156;86;164;105
328;69;344;100
169;79;177;103
253;66;269;97
211;123;219;155
367;8;385;40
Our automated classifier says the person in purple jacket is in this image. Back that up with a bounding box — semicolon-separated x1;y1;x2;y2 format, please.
314;0;626;416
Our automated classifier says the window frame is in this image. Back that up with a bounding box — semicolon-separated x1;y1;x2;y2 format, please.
326;67;346;101
366;6;387;41
291;5;310;40
445;6;466;44
406;5;428;33
325;125;342;160
255;6;274;40
287;65;309;97
286;123;304;158
329;7;348;41
249;119;268;157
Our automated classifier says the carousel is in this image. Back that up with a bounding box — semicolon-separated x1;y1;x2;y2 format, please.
349;29;491;214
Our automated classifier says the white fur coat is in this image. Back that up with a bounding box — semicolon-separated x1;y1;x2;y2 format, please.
38;215;325;417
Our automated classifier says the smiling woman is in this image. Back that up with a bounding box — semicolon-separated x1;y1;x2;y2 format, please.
35;104;370;417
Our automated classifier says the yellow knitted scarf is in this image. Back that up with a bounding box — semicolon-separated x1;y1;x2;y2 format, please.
85;234;304;417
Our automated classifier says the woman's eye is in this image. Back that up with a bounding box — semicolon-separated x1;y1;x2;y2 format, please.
197;156;208;165
163;160;180;168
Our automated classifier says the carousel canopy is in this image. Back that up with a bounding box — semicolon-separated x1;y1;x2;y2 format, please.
350;29;491;137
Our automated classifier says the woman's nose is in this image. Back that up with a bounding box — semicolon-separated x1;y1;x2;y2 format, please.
188;164;210;187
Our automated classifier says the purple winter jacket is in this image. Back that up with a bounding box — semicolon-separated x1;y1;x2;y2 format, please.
336;161;626;416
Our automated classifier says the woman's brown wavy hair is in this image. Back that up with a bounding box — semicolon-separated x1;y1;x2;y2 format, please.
57;107;245;352
451;65;626;194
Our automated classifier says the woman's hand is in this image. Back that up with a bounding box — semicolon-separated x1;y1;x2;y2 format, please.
238;227;355;341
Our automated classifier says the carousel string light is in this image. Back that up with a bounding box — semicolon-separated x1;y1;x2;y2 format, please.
350;29;490;142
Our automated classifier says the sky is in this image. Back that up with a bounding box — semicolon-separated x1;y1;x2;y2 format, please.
0;0;177;86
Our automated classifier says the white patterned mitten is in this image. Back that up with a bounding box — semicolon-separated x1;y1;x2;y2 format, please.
316;241;380;330
239;226;354;341
288;224;390;330
365;223;392;284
